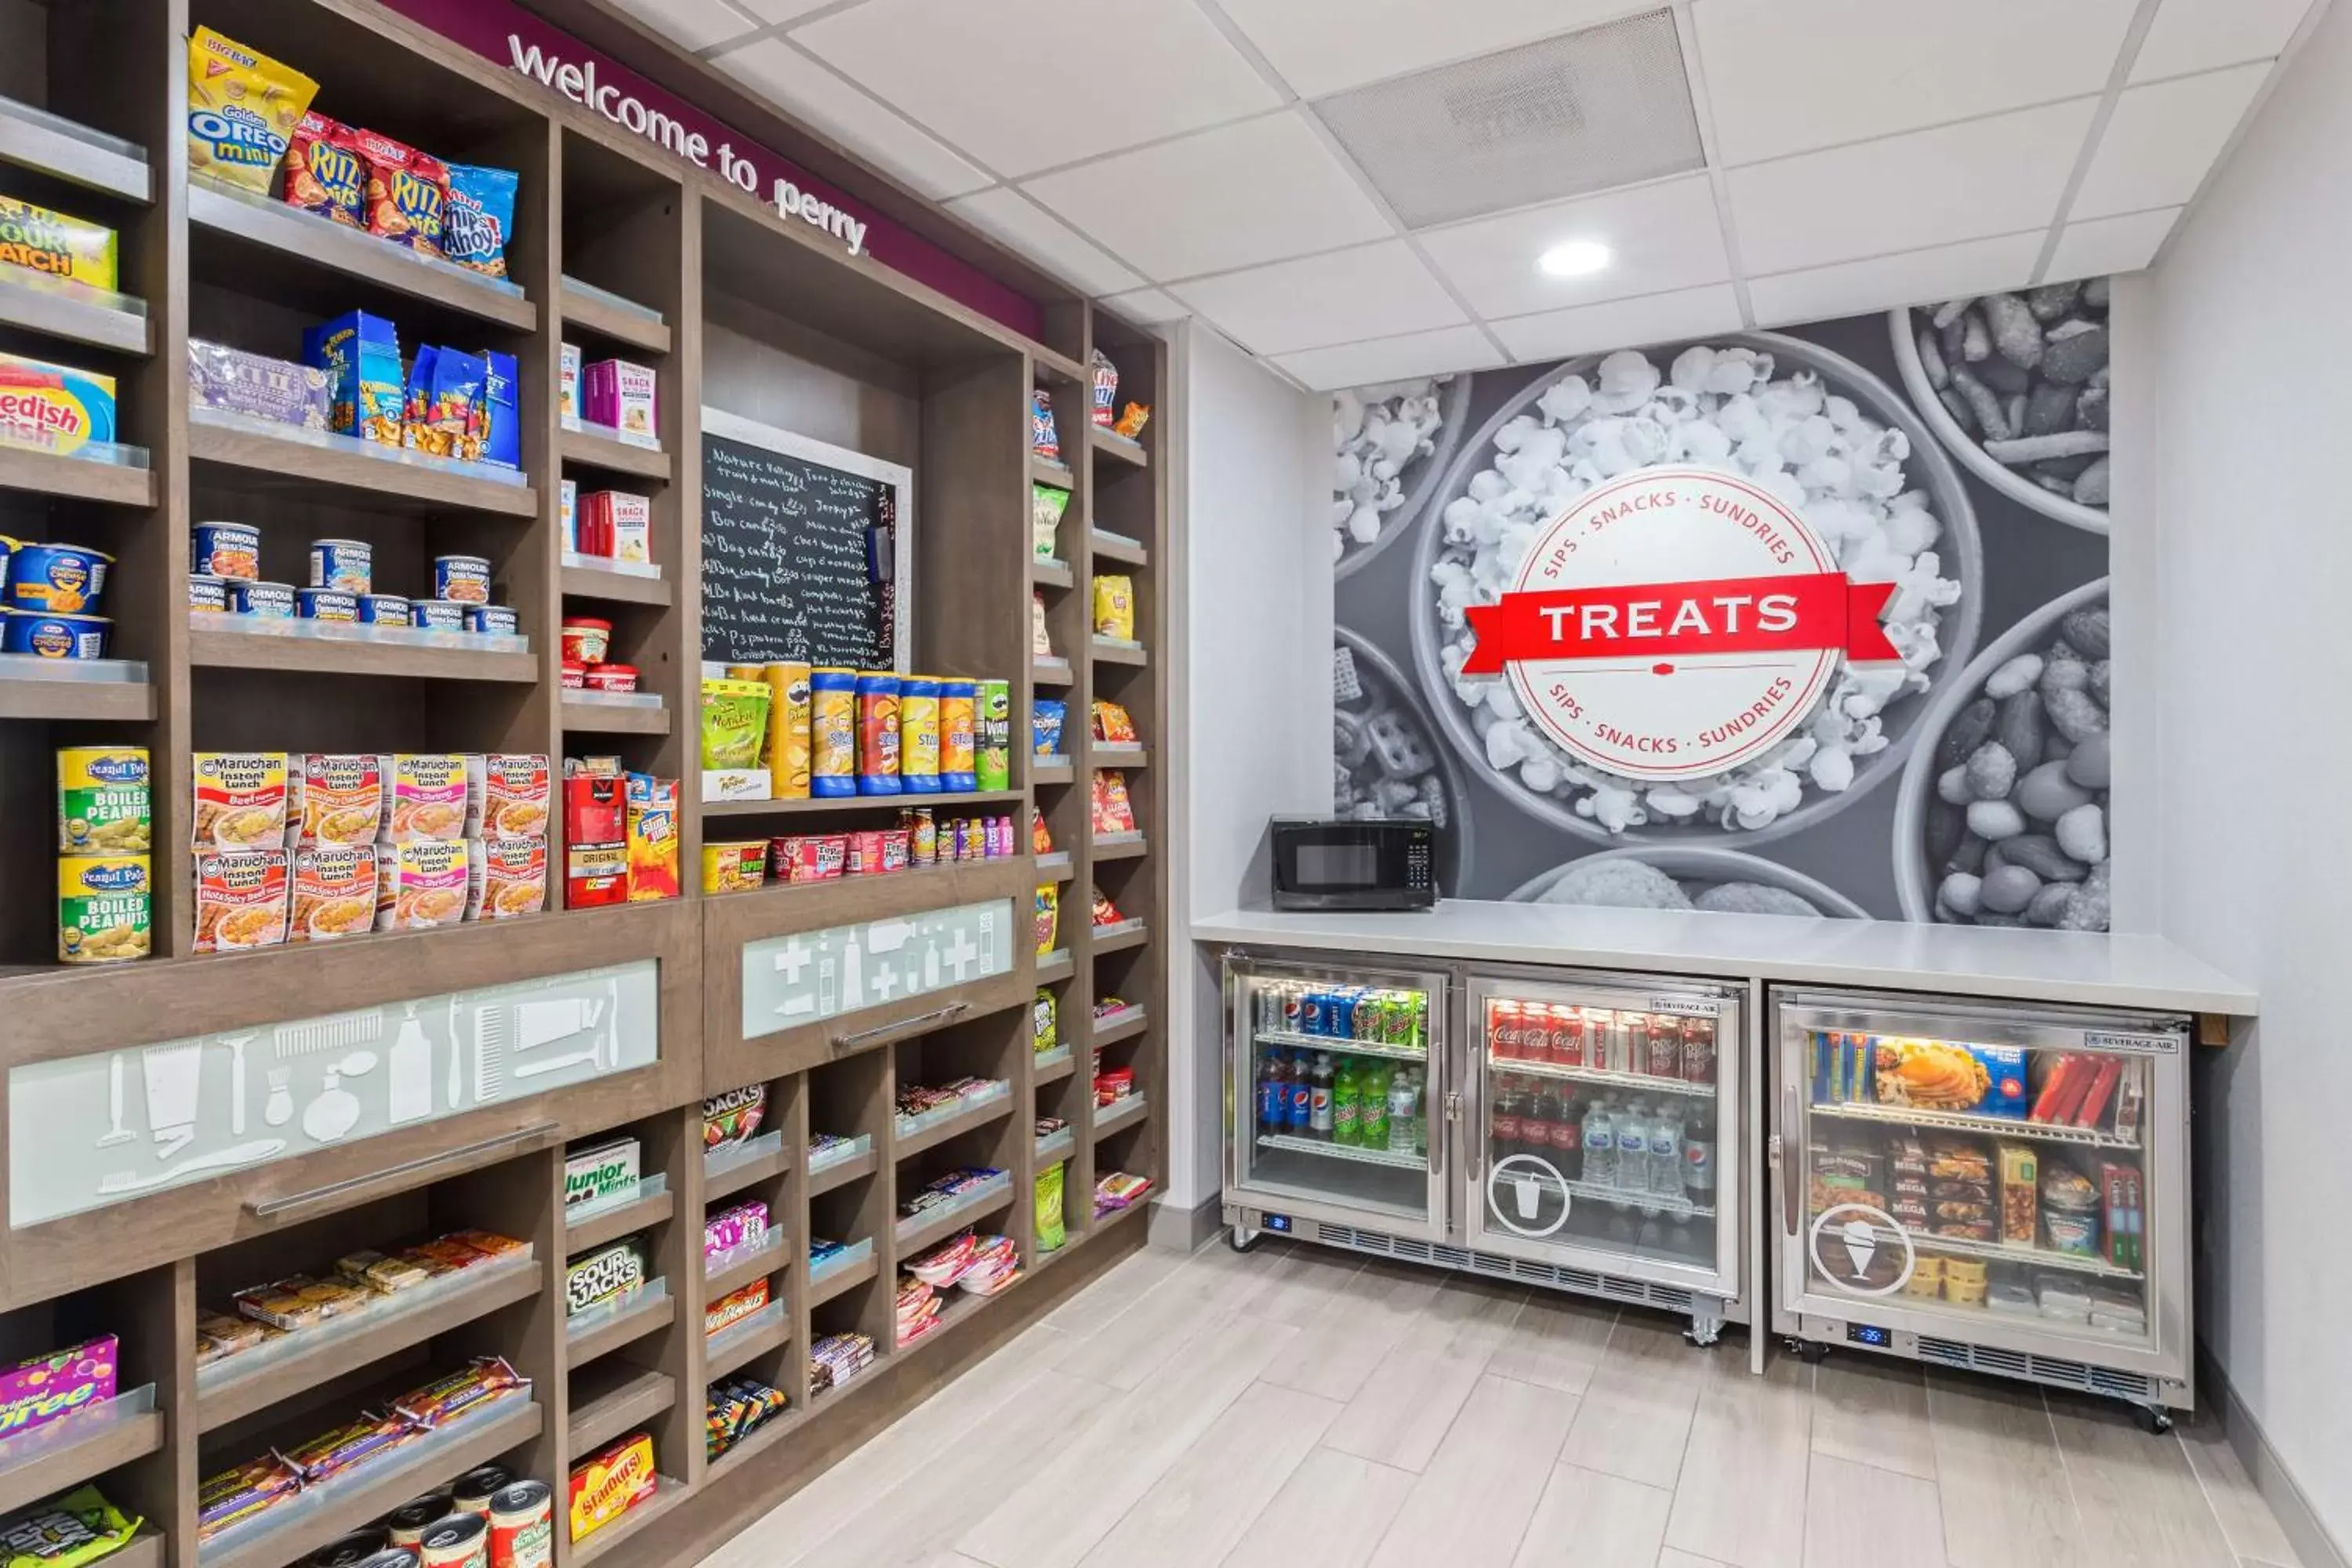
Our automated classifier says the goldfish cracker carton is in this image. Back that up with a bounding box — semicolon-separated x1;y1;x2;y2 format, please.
466;754;551;841
0;351;117;457
761;662;812;800
184;27;318;194
303;312;403;447
625;773;678;902
466;837;547;921
375;838;467;931
0;195;118;292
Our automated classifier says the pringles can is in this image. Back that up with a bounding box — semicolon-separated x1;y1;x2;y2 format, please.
810;668;857;797
899;675;940;793
975;678;1011;790
938;677;977;792
855;670;901;795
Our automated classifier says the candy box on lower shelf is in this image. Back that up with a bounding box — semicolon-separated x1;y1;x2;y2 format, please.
569;1431;656;1542
0;1336;118;1440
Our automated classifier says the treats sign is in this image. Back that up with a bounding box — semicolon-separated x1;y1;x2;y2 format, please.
1463;466;1900;782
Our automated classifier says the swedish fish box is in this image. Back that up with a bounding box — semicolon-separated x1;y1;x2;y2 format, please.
0;196;118;292
0;351;118;457
303;312;402;447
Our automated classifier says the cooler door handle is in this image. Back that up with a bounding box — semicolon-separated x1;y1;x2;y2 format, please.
1777;1086;1802;1236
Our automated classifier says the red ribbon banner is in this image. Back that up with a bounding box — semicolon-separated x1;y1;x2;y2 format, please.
1461;572;1900;675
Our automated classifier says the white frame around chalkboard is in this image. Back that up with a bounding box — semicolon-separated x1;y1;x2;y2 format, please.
700;405;915;673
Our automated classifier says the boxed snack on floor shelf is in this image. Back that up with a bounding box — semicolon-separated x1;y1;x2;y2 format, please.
0;351;117;457
704;1280;768;1337
565;1135;641;1210
702;1085;766;1152
564;1237;646;1316
0;194;118;292
706;1376;791;1460
704;1200;769;1259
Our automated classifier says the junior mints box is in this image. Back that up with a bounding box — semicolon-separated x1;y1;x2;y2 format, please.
564;1136;641;1209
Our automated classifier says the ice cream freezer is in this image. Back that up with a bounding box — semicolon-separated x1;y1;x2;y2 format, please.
1223;949;1753;1345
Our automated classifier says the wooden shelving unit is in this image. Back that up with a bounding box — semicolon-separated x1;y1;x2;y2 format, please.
0;3;1167;1565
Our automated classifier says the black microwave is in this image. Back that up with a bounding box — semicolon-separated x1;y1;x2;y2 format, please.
1269;818;1436;911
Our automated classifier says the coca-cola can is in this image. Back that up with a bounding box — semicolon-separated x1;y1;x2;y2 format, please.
1488;1000;1524;1060
1553;1007;1585;1067
1681;1018;1718;1085
1646;1015;1683;1078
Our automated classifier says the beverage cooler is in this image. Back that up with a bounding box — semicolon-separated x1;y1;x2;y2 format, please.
1223;953;1748;1342
1769;989;2192;1428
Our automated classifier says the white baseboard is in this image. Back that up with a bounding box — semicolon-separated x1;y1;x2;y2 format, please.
1147;1192;1223;1252
2200;1344;2348;1568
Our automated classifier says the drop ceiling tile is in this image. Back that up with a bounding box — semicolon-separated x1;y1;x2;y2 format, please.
2131;0;2314;82
2045;206;2181;281
944;188;1144;295
607;0;762;51
1170;241;1467;354
1101;288;1191;325
793;0;1281;177
1745;230;2045;327
1211;0;1642;99
710;39;993;198
736;0;840;21
1022;113;1390;282
1727;97;2097;274
1694;0;2135;165
2071;63;2269;218
1487;282;1742;361
1275;325;1504;391
1416;174;1728;320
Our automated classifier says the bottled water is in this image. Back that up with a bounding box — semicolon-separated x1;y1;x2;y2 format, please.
1386;1069;1418;1155
1650;1107;1685;1200
1581;1098;1615;1189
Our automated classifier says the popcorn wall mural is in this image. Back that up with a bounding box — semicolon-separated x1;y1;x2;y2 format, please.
1330;289;2114;926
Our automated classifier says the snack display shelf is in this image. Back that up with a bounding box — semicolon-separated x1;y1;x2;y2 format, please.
1091;1007;1148;1047
1093;920;1149;955
704;1301;789;1382
808;1238;877;1305
1254;1132;1419;1171
1089;528;1147;565
1033;657;1073;688
702;788;1025;818
1093;1094;1149;1140
0;442;157;507
1805;1098;2143;1150
808;1137;876;1194
565;1363;676;1463
1031;456;1074;488
895;1084;1012;1156
561;695;672;735
196;1250;539;1432
107;1532;164;1568
570;1473;688;1565
0;91;149;201
559;275;672;355
1091;833;1147;862
1035;1127;1075;1166
1034;1047;1074;1083
1091;743;1149;767
567;1174;673;1252
189;621;538;684
561;423;673;482
1036;949;1073;985
1090;426;1148;467
0;662;156;722
1488;1055;1717;1100
1091;637;1146;667
1032;557;1074;591
0;272;151;354
895;1173;1014;1253
704;1225;788;1298
197;1396;541;1568
561;555;673;607
1036;851;1074;882
0;1385;160;1518
897;1282;1014;1362
188;176;535;331
706;1404;804;1476
705;1131;789;1200
187;407;536;517
565;1278;673;1367
1892;1226;2148;1283
1032;757;1073;786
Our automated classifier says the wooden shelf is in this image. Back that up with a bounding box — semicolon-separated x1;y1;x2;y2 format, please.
1091;836;1149;862
1035;1050;1075;1086
0;97;148;201
0;445;155;506
187;416;539;517
0;675;155;722
571;1476;690;1566
560;280;673;355
566;1366;675;1462
1033;658;1074;688
808;1148;877;1196
895;1091;1011;1160
704;1311;789;1383
894;1186;1014;1258
189;627;538;684
1094;1094;1148;1140
1031;558;1074;591
1036;851;1074;884
1090;528;1149;566
1032;759;1073;786
0;277;151;354
702;789;1023;818
561;697;672;735
704;1232;789;1300
706;1141;791;1203
201;1400;541;1568
1036;949;1073;985
567;1185;676;1254
807;1248;878;1308
561;425;675;481
1090;425;1149;468
1091;638;1148;667
1031;456;1075;488
706;1406;804;1477
1091;746;1149;769
566;1288;675;1369
1092;921;1149;956
198;1258;542;1433
1091;1007;1149;1047
561;564;674;606
189;180;538;331
0;1403;163;1517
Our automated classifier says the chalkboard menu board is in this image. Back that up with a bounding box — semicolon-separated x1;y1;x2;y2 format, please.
700;408;911;670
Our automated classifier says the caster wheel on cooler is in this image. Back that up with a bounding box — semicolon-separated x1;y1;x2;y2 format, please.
1797;1341;1830;1366
2133;1404;2174;1435
1229;1225;1261;1254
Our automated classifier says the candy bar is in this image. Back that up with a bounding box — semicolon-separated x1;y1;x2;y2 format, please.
198;1457;300;1539
281;1412;414;1484
0;1483;141;1568
391;1356;526;1428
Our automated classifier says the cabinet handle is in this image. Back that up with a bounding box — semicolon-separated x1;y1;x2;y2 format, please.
1779;1086;1801;1236
247;1122;561;1221
832;1003;967;1054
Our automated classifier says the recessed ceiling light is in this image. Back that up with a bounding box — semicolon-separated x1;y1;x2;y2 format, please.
1538;240;1613;278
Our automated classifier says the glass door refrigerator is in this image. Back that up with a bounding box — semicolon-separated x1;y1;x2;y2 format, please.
1225;953;1450;1248
1460;968;1745;1344
1769;989;2191;1429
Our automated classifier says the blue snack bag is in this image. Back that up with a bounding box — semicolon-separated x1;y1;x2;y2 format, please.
1032;699;1065;758
442;163;519;278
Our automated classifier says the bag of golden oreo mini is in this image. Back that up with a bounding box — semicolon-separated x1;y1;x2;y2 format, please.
186;27;318;194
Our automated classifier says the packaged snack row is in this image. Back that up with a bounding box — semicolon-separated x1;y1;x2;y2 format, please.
896;1167;1006;1229
561;757;677;908
198;1231;527;1364
700;665;1011;802
808;1331;874;1397
1809;1128;2143;1269
701;808;1018;895
705;1376;789;1461
558;345;659;441
192;524;518;637
1088;351;1152;441
55;747;151;964
186;27;517;276
894;1076;1009;1138
1811;1030;2148;1137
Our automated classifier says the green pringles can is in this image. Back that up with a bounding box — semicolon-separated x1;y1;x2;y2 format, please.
976;677;1011;790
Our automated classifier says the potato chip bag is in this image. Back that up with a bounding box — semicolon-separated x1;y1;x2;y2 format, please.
700;678;772;771
1091;770;1136;835
1093;573;1134;641
186;28;318;194
1031;483;1069;561
1091;699;1137;743
1034;884;1058;956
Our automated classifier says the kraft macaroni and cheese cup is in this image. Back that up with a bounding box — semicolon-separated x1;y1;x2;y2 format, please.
938;679;977;792
975;679;1011;790
900;676;941;793
810;668;857;797
855;672;902;795
5;543;111;613
2;608;109;659
309;537;372;593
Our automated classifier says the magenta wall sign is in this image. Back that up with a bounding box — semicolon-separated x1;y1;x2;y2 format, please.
375;0;1044;340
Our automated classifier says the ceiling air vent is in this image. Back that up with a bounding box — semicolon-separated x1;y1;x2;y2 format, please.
1314;9;1704;230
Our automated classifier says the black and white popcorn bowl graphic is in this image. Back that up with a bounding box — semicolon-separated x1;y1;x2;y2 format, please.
1334;627;1472;895
1332;375;1472;579
1506;845;1868;919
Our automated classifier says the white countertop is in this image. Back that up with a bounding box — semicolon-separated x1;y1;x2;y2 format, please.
1192;902;2257;1017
